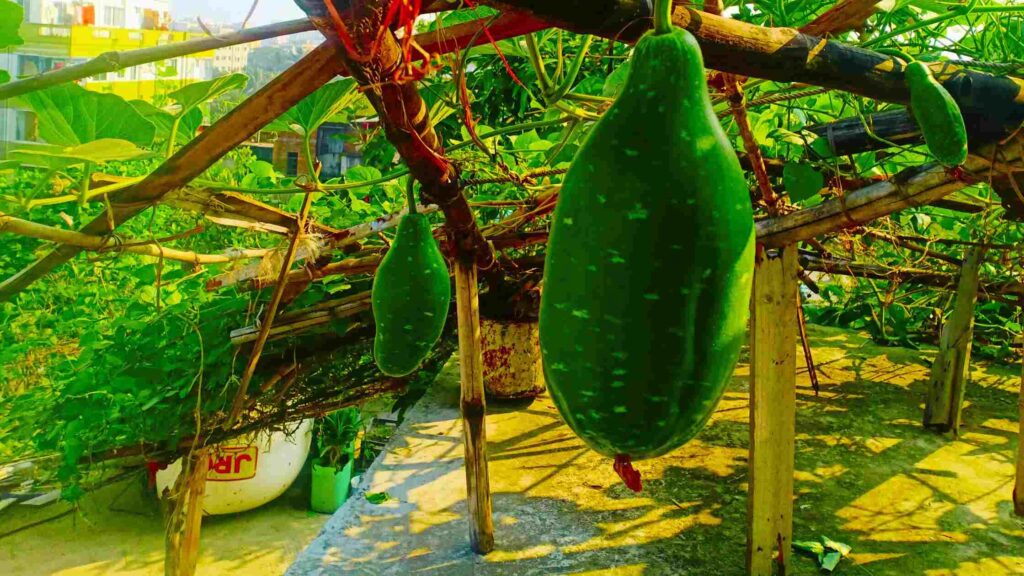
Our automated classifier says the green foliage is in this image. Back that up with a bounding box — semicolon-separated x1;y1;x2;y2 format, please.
19;83;156;148
266;78;368;138
315;408;362;470
10;139;153;166
167;73;249;119
0;0;24;49
129;100;204;147
783;162;824;202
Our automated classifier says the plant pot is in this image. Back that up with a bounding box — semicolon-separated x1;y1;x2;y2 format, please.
481;318;546;400
310;456;354;514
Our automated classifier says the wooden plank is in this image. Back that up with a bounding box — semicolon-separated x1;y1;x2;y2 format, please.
748;246;798;576
924;247;985;434
454;260;495;555
1016;361;1024;516
164;448;209;576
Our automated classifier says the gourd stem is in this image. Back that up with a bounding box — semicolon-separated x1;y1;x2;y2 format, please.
654;0;674;35
406;178;418;215
875;47;915;65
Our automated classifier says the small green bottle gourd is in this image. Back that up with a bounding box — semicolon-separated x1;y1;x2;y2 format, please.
905;61;968;168
539;1;755;486
372;183;451;377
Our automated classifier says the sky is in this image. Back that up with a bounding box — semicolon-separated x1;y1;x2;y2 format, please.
171;0;306;26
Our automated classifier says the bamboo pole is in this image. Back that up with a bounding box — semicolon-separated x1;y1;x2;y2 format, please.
454;260;495;555
748;246;798;576
0;212;270;264
0;19;317;101
1015;358;1024;516
164;448;209;576
483;1;1024;139
924;247;985;434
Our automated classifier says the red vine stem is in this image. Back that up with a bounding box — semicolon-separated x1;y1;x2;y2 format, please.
723;74;780;211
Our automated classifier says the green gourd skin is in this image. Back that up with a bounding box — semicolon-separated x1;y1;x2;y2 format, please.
372;213;451;377
539;27;755;460
905;62;968;168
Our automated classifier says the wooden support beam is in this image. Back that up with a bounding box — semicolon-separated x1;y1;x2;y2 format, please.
1016;360;1024;516
757;140;1024;248
454;260;495;555
748;246;798;576
0;42;345;302
164;448;209;576
800;0;883;37
164;188;342;237
924;247;985;434
0;211;270;264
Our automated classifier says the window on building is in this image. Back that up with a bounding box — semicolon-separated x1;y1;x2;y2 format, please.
103;6;126;27
286;152;299;176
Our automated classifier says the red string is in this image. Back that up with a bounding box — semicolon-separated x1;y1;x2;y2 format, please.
613;454;643;492
462;0;527;89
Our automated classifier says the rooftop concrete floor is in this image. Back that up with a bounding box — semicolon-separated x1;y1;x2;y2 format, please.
289;325;1024;576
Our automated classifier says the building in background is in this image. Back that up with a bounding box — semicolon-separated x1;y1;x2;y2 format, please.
1;0;217;145
272;123;367;180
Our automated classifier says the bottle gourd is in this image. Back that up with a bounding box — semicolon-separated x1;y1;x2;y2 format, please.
372;186;451;377
539;3;755;487
905;61;968;168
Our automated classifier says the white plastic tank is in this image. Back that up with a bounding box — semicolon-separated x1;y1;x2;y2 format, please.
156;419;313;515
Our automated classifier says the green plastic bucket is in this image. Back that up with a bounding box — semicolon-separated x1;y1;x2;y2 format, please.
310;456;353;514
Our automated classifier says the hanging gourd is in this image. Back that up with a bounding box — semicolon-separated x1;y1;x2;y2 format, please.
371;181;451;377
539;0;755;490
905;61;969;168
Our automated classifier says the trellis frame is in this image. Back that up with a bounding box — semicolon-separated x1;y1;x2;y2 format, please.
2;1;1024;574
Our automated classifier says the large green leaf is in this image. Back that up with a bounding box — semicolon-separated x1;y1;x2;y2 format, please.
0;1;24;50
0;70;9;84
11;139;152;166
783;162;825;203
130;100;203;146
266;78;365;137
19;83;155;147
167;73;248;118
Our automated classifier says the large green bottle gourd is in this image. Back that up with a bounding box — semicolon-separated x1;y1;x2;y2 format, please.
372;204;451;377
539;11;755;465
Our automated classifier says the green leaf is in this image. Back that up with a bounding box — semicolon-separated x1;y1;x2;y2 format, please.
820;535;851;557
266;78;362;137
603;60;631;98
19;83;155;147
0;1;24;50
10;139;152;165
792;540;826;557
783;162;824;202
167;72;249;118
0;70;9;84
365;491;390;505
131;100;204;146
820;550;842;572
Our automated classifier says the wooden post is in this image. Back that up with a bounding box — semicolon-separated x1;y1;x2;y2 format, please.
164;448;209;576
924;246;985;434
1015;357;1024;516
748;246;798;576
455;260;495;554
